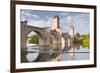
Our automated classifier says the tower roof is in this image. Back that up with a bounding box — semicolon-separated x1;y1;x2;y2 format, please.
70;25;74;29
52;15;59;19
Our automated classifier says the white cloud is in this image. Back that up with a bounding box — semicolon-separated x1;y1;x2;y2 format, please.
28;20;46;27
20;10;52;28
60;16;73;32
60;13;69;16
45;17;52;27
21;10;40;21
59;13;89;34
67;16;73;24
21;10;90;34
73;14;90;34
28;18;51;28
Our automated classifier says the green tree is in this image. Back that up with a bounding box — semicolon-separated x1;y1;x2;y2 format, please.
29;35;39;44
81;34;90;48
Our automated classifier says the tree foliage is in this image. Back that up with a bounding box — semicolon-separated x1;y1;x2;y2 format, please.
74;34;90;48
29;35;39;44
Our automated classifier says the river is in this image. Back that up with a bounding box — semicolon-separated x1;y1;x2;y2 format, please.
21;43;89;63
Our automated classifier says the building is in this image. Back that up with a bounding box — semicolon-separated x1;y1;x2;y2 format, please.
68;25;75;38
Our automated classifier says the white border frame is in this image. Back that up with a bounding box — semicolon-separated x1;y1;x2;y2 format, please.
15;4;94;69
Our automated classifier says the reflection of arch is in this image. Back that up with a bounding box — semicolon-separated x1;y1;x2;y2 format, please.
62;43;75;60
50;52;62;61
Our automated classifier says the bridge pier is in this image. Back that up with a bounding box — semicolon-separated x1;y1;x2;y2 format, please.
21;21;27;49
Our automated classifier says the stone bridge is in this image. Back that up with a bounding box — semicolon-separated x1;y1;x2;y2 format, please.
21;21;51;49
21;21;62;49
21;21;74;49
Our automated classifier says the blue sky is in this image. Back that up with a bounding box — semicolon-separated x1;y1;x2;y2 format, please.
20;9;90;34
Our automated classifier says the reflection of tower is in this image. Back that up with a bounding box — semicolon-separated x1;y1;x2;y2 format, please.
68;44;75;60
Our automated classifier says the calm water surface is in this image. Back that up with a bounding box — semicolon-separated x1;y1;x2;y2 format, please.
21;44;90;63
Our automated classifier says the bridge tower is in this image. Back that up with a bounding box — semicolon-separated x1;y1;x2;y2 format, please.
52;15;60;30
51;15;65;46
52;15;62;34
68;25;75;44
69;25;75;38
51;15;62;34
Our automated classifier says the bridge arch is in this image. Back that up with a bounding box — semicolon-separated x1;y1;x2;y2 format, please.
50;30;62;44
21;21;50;49
27;31;43;45
50;34;57;45
26;30;42;38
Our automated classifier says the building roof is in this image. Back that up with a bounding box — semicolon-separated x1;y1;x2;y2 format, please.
52;15;59;19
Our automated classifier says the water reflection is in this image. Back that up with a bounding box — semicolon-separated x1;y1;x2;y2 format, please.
21;43;90;63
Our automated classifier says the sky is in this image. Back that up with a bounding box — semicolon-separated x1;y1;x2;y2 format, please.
20;9;90;35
